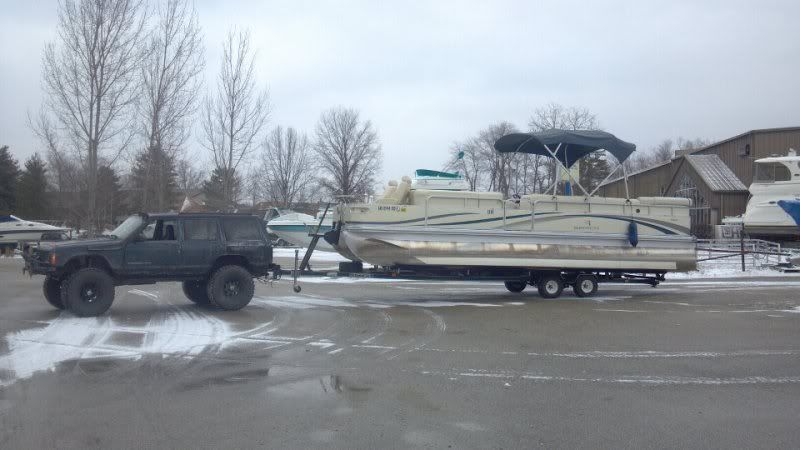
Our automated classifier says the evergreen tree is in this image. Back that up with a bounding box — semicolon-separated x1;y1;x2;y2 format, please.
15;153;49;218
579;152;611;194
203;167;241;211
129;147;177;212
0;146;20;214
96;166;124;229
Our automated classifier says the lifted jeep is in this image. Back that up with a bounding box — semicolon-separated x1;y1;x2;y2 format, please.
23;213;279;317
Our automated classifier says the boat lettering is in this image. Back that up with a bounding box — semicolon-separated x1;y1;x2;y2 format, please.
377;206;405;212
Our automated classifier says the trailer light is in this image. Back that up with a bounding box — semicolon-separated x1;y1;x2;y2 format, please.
49;252;57;265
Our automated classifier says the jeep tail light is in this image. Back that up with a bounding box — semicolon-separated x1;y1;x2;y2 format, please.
49;252;57;265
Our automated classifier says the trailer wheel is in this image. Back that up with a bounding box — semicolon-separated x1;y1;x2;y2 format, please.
537;274;564;299
43;275;65;310
573;275;598;297
504;281;527;293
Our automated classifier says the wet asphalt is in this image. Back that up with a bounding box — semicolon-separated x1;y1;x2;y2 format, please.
1;256;799;449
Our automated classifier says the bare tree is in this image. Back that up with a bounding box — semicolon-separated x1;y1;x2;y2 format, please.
314;107;382;198
175;158;204;193
528;103;603;193
445;139;483;191
39;0;147;231
135;0;204;211
201;29;270;205
260;126;315;207
652;138;675;163
676;137;709;152
477;122;518;197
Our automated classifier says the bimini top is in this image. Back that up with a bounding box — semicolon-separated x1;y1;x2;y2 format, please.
494;129;636;168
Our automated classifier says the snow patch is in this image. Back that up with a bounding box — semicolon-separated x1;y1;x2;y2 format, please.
667;266;799;280
272;248;351;262
0;306;236;385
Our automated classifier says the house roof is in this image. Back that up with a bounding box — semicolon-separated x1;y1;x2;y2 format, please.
600;126;800;188
684;154;747;192
688;126;800;155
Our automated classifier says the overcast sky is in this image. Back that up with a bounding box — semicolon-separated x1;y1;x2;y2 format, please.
1;0;799;182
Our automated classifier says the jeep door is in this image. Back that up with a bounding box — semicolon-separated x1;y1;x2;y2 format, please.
124;218;181;276
181;218;222;275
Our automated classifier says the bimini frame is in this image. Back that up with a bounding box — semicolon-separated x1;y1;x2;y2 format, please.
495;129;636;199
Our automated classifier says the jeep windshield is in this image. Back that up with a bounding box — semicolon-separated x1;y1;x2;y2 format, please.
109;214;146;240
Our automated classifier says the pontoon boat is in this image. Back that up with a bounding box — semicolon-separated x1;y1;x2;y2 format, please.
325;130;697;274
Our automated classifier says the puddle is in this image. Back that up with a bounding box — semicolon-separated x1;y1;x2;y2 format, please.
176;367;272;392
266;374;372;399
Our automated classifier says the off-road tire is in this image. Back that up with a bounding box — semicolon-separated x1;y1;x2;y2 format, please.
206;265;255;311
182;280;211;306
572;274;598;297
504;280;527;293
537;273;564;299
60;268;115;317
43;275;65;310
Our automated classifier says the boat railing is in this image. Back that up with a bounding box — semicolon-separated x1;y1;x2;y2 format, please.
423;195;565;231
423;195;678;232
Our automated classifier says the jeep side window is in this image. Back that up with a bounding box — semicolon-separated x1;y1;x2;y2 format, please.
183;219;219;240
138;222;156;240
222;218;261;241
137;219;178;241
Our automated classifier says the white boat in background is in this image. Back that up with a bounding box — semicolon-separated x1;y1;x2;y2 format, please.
265;207;335;251
741;149;800;241
326;130;697;273
0;215;69;248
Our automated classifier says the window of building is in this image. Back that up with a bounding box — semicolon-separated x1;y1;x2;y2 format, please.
183;219;219;241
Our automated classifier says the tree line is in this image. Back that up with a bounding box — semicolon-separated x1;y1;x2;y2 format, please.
2;1;709;231
11;0;382;232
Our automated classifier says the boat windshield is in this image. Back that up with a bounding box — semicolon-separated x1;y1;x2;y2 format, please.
754;162;792;183
109;215;145;240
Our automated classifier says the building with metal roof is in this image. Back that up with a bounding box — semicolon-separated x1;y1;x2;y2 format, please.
599;127;800;237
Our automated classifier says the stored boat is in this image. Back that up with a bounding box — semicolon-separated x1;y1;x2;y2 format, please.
0;215;69;249
325;130;697;292
741;149;800;240
265;207;335;251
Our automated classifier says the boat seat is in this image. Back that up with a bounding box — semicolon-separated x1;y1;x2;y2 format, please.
379;177;411;204
409;189;503;208
411;190;503;201
375;180;398;204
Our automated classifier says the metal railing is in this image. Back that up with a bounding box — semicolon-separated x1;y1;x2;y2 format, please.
695;239;788;270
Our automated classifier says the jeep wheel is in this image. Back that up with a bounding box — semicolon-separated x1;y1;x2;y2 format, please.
182;280;211;306
206;265;255;311
43;276;65;310
61;268;115;317
504;280;527;293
